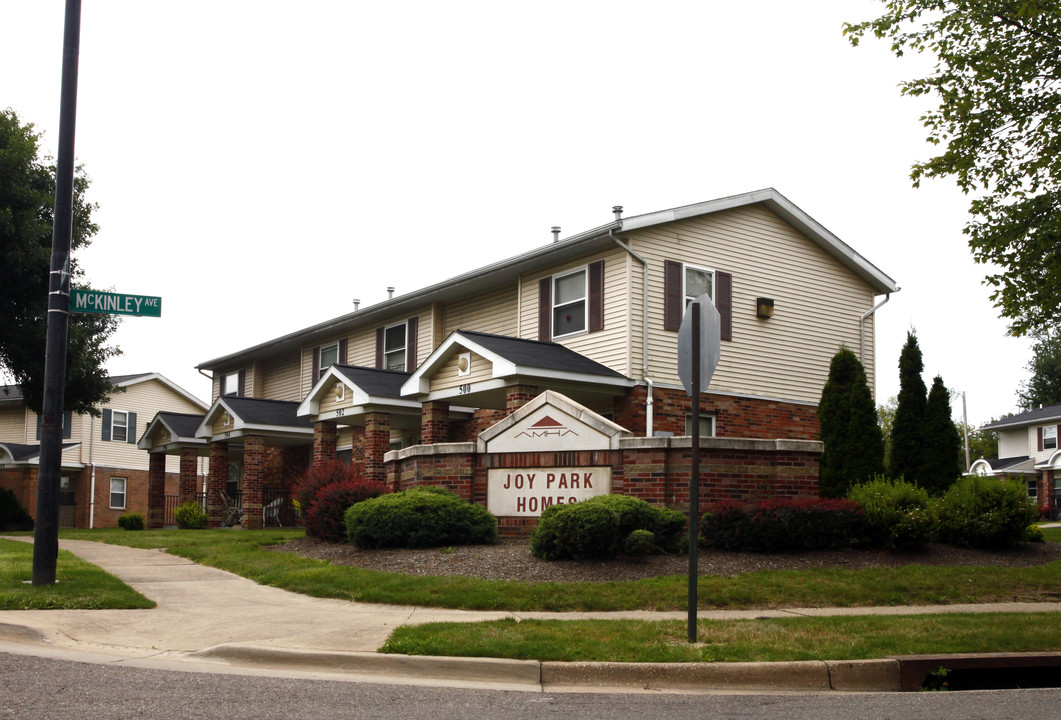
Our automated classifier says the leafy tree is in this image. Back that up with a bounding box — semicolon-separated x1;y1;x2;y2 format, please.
1017;332;1061;410
962;422;998;462
845;2;1061;337
0;109;120;415
877;395;897;469
817;347;885;497
889;332;927;485
921;376;963;494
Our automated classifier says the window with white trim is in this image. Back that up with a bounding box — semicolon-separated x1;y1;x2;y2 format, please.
684;264;714;307
319;342;339;377
109;477;127;509
1027;479;1038;499
111;410;129;442
1044;425;1057;450
552;267;587;338
223;371;240;396
684;413;716;437
384;323;407;371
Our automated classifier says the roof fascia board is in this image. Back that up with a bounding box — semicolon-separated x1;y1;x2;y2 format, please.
114;373;209;411
402;332;515;396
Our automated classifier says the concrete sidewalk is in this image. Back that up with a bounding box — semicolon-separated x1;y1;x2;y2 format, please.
2;537;1059;693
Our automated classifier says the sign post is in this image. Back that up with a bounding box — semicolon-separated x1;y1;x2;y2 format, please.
677;293;721;643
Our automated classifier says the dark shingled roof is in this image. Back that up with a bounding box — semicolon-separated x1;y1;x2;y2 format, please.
983;403;1061;430
0;442;80;461
223;397;312;428
156;411;207;437
332;366;411;398
986;456;1035;471
456;330;627;379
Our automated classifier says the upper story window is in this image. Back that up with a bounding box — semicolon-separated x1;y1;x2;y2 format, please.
552;268;587;338
383;323;407;371
684;264;714;306
1044;425;1057;450
319;342;339;377
111;410;129;442
223;371;240;396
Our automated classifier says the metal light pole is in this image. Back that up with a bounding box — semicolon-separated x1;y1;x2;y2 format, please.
33;0;82;585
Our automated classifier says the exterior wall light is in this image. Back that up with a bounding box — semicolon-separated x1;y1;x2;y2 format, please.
756;297;775;318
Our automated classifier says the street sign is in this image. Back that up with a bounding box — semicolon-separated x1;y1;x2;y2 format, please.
677;293;721;395
70;289;161;317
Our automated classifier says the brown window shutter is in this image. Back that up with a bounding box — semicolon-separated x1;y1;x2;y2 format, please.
311;347;320;383
588;260;604;332
219;374;227;397
375;328;384;369
406;317;419;370
716;271;733;341
664;260;683;331
1038;427;1044;452
339;339;348;365
538;276;552;341
237;369;246;397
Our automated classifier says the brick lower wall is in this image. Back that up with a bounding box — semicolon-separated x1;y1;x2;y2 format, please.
386;436;821;537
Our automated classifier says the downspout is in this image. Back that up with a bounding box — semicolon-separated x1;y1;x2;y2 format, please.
609;228;653;437
859;293;892;367
88;414;95;529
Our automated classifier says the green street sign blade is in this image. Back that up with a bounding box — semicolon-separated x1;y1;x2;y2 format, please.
70;289;162;317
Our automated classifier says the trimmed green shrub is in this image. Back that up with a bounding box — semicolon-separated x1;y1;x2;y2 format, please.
582;494;686;554
530;501;620;560
623;528;656;556
117;513;145;531
0;487;33;531
1025;524;1046;543
936;475;1039;549
304;479;385;542
847;477;935;550
345;486;497;549
174;500;208;529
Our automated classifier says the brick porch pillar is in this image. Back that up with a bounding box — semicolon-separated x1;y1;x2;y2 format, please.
207;441;228;528
242;435;265;530
179;447;200;506
421;401;450;444
350;425;366;476
1041;469;1056;518
506;384;539;414
147;452;167;529
364;412;391;484
313;420;337;468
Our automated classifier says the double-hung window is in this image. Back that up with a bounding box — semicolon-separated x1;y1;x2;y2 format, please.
552;268;587;338
109;477;127;509
684;264;714;307
111;411;129;442
384;323;407;371
319;342;339;377
1044;425;1058;451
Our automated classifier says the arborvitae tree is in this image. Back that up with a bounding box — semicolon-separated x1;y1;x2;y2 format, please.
921;375;963;495
818;347;885;498
889;332;927;485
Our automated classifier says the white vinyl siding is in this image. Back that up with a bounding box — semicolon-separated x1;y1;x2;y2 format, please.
262;351;302;402
633;205;877;405
443;288;519;338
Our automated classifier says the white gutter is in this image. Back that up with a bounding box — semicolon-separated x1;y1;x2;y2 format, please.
859;293;893;367
609;229;654;436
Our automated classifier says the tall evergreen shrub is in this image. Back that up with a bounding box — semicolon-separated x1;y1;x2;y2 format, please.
889;332;927;486
921;375;963;495
818;347;885;497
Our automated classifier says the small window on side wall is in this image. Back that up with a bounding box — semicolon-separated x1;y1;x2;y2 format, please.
684;413;716;437
109;476;127;509
684;265;714;307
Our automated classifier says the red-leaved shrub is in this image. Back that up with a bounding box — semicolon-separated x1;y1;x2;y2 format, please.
304;479;386;542
290;459;358;522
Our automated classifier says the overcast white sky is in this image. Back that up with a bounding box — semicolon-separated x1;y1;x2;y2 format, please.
1;1;1034;426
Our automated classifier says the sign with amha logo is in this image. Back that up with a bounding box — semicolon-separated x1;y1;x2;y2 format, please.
515;415;579;440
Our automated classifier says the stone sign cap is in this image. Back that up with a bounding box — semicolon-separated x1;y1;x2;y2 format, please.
478;390;631;454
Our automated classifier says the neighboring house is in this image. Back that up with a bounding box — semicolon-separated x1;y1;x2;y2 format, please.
141;188;897;530
972;404;1061;517
0;373;208;528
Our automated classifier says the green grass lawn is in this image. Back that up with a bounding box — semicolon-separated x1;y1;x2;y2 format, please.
0;538;154;610
380;612;1061;663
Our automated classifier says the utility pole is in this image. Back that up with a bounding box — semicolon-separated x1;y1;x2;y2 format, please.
33;0;82;585
962;391;971;472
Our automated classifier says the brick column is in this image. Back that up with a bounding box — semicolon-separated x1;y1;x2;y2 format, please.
207;441;228;528
1041;469;1055;518
506;384;539;414
313;421;337;468
364;412;391;484
179;447;199;506
147;452;167;529
350;426;366;476
421;401;450;444
243;435;265;530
